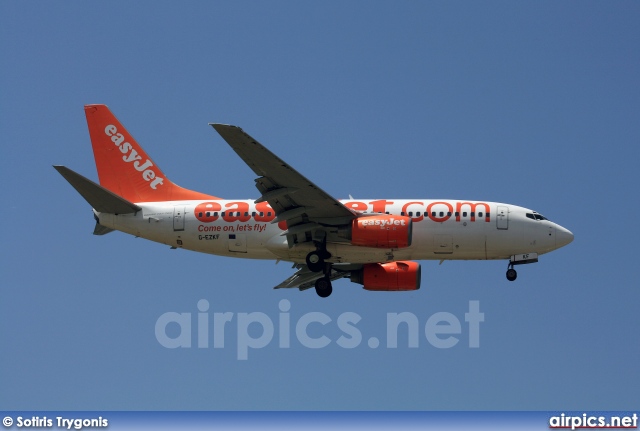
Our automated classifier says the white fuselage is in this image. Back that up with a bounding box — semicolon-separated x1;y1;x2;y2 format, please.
97;199;573;264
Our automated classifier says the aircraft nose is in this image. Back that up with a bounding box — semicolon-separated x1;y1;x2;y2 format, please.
556;225;574;248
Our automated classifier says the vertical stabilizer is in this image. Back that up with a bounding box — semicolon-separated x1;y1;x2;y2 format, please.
84;104;219;202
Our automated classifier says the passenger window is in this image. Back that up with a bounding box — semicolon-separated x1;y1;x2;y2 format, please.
470;212;475;218
431;212;436;217
478;212;483;217
439;212;444;217
463;212;467;217
198;212;203;217
447;212;451;217
416;212;421;216
221;212;225;216
206;212;210;217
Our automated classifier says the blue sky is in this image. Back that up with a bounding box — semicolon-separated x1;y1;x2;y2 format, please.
1;1;639;411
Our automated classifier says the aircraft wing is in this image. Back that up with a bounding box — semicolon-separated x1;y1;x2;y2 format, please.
211;124;356;244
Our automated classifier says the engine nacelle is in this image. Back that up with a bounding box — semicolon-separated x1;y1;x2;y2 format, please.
342;215;412;249
350;261;421;291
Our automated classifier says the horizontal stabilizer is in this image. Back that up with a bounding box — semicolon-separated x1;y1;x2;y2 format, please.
93;223;115;235
53;165;141;214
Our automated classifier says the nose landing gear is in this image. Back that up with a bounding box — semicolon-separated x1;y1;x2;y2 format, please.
506;253;538;281
506;264;517;281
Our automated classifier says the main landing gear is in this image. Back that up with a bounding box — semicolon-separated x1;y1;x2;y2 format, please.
307;236;334;297
306;250;325;273
309;253;334;297
306;234;332;273
315;276;333;298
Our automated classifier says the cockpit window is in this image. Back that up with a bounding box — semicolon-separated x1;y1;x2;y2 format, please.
527;212;549;221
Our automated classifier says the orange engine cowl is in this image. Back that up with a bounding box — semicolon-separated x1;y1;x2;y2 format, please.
350;261;421;291
350;215;412;248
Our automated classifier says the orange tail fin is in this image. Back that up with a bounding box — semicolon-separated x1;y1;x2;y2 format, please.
85;104;220;203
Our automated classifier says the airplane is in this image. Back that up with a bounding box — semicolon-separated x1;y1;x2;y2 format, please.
54;105;574;298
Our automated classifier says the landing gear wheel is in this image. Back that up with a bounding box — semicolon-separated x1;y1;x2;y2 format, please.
306;251;324;272
315;277;333;298
506;268;517;281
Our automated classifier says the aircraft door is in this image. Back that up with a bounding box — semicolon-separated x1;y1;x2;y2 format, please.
173;206;186;231
228;234;247;253
496;206;509;230
433;234;453;254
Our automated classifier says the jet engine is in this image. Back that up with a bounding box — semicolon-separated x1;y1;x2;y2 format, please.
350;261;421;291
338;215;412;248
